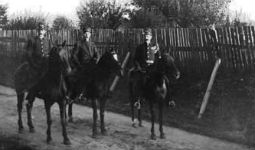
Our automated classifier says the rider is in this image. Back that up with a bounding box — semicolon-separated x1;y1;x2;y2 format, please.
133;28;175;105
26;22;51;69
72;27;99;70
133;28;160;73
68;27;100;101
25;23;52;84
24;23;52;100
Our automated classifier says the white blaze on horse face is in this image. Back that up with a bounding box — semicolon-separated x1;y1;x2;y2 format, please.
113;53;118;61
176;71;181;79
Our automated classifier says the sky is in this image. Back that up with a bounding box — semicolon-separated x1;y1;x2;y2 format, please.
0;0;255;25
229;0;255;21
0;0;82;25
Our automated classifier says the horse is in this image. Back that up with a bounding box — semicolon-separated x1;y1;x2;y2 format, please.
67;49;122;137
128;53;180;140
14;42;72;145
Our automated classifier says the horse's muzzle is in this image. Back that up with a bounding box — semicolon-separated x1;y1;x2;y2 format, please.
175;71;180;79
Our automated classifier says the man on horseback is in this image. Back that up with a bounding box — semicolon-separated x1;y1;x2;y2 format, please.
23;23;52;89
26;23;51;65
72;27;100;70
66;27;100;103
132;28;176;106
133;28;160;73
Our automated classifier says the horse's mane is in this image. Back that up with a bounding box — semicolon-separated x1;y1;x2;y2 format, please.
47;47;63;77
97;51;112;68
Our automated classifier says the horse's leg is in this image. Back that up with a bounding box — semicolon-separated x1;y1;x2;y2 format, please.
91;99;98;138
17;92;25;133
159;102;165;139
68;102;73;122
45;100;54;144
26;92;36;133
149;101;156;140
138;98;143;127
99;98;107;135
138;109;142;127
130;96;136;127
58;101;71;145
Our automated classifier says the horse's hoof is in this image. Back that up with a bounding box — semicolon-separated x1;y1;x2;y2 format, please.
92;134;97;139
101;130;108;136
29;128;35;133
160;133;166;139
18;127;24;133
132;122;136;128
151;134;156;140
46;137;53;144
63;139;71;145
68;118;73;123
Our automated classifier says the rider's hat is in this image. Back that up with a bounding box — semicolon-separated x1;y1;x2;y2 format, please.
143;28;152;36
37;22;45;31
82;27;92;33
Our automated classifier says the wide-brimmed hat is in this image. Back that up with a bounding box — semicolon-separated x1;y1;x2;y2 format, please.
143;28;152;36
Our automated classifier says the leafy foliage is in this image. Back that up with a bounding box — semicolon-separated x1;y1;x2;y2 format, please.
4;16;46;30
0;4;8;28
129;8;167;28
52;16;74;30
131;0;232;27
77;0;130;29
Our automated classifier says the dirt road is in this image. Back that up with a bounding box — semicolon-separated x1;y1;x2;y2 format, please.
0;85;253;150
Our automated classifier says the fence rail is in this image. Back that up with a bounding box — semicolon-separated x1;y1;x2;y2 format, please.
0;27;254;77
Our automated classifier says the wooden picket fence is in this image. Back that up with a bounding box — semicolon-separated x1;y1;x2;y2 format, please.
0;27;255;78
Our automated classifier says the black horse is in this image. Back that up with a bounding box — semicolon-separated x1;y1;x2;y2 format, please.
129;53;180;140
14;43;72;145
67;49;122;137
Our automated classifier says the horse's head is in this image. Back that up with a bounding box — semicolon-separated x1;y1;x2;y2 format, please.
157;53;180;80
48;46;62;75
97;49;122;77
48;41;72;76
58;41;73;75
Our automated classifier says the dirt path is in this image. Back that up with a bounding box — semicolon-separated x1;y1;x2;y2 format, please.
0;85;253;150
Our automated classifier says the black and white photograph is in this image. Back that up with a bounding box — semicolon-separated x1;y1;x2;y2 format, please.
0;0;254;149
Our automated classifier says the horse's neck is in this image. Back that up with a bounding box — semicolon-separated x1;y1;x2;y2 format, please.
96;65;113;80
47;55;63;82
148;71;166;86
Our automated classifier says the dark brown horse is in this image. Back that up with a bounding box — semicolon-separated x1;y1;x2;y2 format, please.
14;43;72;145
67;49;122;137
129;53;180;140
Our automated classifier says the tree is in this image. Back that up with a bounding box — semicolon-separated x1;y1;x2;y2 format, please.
131;0;232;27
77;0;130;29
52;16;74;30
4;16;46;30
129;7;167;28
0;4;8;29
230;9;253;26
